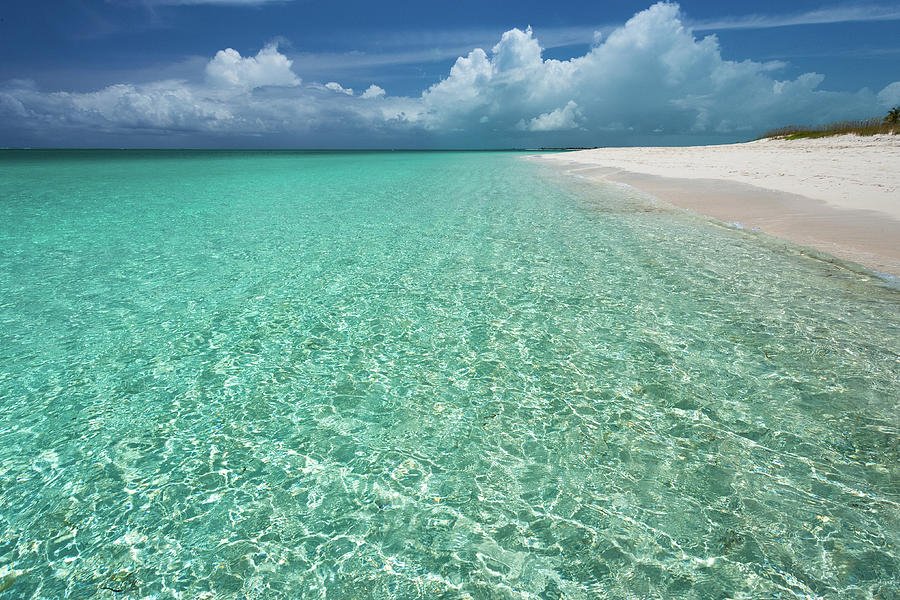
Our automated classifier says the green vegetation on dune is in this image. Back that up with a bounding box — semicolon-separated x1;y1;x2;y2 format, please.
759;107;900;140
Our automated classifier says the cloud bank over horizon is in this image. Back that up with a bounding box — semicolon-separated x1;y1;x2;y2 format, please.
2;2;898;147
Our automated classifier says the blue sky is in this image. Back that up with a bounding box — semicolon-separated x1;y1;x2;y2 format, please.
1;0;899;148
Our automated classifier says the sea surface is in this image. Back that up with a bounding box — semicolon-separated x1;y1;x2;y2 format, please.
0;150;898;599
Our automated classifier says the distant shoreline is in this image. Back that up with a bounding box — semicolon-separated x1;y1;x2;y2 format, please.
532;134;900;278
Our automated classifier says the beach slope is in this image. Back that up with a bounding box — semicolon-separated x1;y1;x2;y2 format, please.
535;134;900;276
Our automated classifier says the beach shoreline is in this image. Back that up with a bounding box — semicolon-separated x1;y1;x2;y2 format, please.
532;134;900;277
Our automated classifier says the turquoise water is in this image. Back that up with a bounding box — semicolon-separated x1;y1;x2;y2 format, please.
0;150;897;599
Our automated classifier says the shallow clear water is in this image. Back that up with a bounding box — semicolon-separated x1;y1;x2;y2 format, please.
0;150;898;599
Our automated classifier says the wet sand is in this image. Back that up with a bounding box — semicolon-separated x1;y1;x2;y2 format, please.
534;135;900;276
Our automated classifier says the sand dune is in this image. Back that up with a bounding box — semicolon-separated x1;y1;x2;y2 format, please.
536;134;900;277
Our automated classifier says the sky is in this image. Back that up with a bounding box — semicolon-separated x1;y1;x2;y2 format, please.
1;0;899;148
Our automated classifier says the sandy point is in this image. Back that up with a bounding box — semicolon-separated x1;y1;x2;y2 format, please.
533;134;900;278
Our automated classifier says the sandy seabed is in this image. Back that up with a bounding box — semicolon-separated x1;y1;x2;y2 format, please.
535;134;900;277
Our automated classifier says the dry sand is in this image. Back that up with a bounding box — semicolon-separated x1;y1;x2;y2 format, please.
534;134;900;277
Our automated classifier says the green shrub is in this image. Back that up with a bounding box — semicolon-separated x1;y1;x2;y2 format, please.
885;107;900;124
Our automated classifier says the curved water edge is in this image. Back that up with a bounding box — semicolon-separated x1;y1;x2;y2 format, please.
603;175;900;292
0;151;897;599
532;151;900;284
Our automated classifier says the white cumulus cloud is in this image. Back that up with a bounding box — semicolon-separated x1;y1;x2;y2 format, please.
206;44;300;89
878;82;900;107
324;82;354;95
361;84;386;99
1;2;897;147
518;101;582;131
418;2;897;139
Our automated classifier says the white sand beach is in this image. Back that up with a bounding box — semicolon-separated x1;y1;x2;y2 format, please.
535;134;900;276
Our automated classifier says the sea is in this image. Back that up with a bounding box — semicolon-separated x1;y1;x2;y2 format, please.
0;150;897;599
